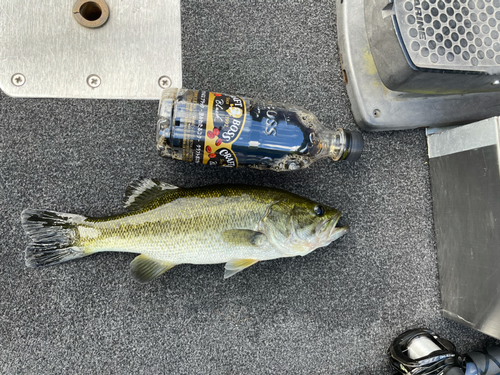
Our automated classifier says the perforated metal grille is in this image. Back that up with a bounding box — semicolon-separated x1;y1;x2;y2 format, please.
394;0;500;71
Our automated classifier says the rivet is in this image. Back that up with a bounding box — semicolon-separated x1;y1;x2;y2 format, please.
73;0;110;29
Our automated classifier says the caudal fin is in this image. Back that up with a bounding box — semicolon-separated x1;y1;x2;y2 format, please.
21;209;88;268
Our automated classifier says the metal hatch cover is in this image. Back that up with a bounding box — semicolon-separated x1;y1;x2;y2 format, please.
0;0;182;100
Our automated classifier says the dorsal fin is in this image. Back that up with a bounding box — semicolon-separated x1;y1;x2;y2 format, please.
123;178;179;211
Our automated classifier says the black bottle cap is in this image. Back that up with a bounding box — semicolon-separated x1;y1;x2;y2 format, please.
343;130;364;161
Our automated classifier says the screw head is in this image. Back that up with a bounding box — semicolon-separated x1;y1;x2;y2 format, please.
158;76;172;89
87;74;101;88
11;73;26;87
373;109;381;118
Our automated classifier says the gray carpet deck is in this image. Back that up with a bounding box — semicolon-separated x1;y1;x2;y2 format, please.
1;1;498;374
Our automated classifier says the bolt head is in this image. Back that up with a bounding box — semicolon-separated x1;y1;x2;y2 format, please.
158;76;172;89
87;74;101;88
11;73;26;87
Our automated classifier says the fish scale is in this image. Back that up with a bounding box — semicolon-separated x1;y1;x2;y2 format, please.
21;179;348;282
83;201;270;263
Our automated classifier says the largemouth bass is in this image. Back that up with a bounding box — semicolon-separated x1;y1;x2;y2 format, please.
21;179;348;283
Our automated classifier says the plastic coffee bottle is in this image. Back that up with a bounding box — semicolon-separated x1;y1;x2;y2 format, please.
156;88;363;171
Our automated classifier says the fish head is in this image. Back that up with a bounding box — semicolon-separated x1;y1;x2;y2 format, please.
259;196;348;257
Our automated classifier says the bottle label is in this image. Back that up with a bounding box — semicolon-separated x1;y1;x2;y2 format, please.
170;89;322;170
204;92;246;167
175;90;246;167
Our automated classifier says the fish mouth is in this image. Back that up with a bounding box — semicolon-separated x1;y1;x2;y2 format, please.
317;212;349;241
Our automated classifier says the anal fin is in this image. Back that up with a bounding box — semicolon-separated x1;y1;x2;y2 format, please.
130;254;176;283
224;259;259;279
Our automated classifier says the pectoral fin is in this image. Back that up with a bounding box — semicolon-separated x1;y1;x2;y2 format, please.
130;254;176;283
222;230;268;247
224;259;259;279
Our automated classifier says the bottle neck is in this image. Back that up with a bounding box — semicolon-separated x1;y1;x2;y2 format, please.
315;128;350;161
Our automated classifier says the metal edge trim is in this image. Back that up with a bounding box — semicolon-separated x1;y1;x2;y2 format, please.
427;117;500;158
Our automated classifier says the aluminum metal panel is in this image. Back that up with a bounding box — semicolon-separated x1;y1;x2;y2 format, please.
0;0;182;99
428;119;500;339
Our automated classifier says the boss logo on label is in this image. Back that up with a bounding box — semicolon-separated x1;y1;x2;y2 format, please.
218;96;245;144
221;118;243;142
264;110;279;136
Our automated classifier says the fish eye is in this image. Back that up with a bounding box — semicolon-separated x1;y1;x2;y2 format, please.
314;205;324;217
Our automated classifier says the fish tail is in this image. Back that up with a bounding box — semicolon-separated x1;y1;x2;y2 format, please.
21;209;89;268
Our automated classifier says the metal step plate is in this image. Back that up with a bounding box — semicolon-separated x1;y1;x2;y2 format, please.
0;0;182;99
427;118;500;339
394;0;500;73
